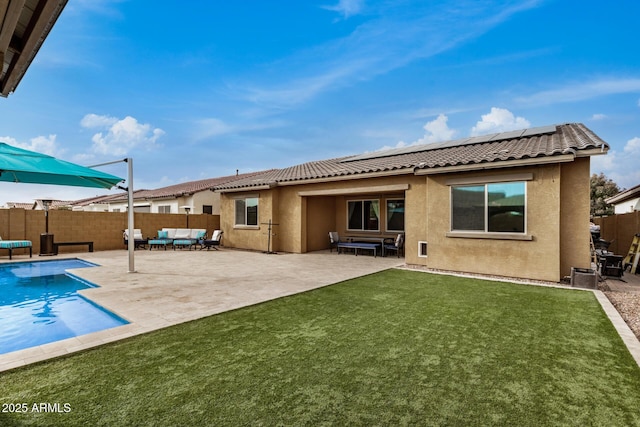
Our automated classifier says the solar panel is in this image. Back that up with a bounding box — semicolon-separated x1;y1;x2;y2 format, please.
340;125;558;163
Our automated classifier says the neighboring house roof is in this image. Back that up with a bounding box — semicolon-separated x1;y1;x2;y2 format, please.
216;123;608;191
4;202;35;209
1;0;68;97
605;183;640;205
5;199;71;209
70;191;147;207
97;171;273;203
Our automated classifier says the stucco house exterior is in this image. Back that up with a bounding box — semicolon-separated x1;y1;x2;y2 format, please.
214;123;608;283
606;184;640;214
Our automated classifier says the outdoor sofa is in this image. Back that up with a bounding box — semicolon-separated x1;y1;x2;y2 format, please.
149;228;207;250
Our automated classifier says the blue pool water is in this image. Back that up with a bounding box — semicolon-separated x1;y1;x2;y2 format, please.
0;259;129;355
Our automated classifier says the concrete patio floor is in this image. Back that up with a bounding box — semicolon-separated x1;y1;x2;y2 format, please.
0;248;403;372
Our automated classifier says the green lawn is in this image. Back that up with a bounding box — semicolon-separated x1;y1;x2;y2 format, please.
1;269;640;426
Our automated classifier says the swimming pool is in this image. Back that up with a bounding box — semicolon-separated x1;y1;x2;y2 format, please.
0;259;129;355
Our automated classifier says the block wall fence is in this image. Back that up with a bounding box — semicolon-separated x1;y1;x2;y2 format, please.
593;211;640;255
0;208;220;255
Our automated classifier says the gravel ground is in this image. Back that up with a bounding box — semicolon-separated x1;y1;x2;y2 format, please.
602;287;640;341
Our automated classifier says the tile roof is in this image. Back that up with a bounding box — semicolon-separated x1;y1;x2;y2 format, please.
215;123;608;191
605;183;640;205
90;170;273;203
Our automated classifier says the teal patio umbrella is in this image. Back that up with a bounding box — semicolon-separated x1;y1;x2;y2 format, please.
0;142;136;272
0;142;123;188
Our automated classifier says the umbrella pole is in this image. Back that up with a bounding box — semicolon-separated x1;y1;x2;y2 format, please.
126;158;135;273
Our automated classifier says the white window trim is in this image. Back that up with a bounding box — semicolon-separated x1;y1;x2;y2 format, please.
346;199;381;232
234;197;259;227
449;180;529;238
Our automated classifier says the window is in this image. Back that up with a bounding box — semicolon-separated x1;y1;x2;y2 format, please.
386;199;405;232
451;182;525;233
158;205;171;214
347;200;379;231
202;205;213;214
235;197;258;226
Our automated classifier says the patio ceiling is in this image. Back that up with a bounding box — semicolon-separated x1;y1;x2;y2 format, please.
0;0;67;97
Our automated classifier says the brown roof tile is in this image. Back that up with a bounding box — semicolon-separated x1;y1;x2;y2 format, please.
102;170;274;202
216;123;608;191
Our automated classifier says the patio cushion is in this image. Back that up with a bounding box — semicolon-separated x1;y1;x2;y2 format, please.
158;230;169;239
0;240;32;249
174;229;191;239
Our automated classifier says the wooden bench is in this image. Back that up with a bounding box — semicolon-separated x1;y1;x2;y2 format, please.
337;242;380;257
53;241;94;255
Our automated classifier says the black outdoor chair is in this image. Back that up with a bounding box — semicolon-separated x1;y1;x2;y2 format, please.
200;230;223;250
384;234;404;257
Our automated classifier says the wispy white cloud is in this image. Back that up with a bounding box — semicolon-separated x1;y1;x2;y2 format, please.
192;116;288;141
516;78;640;107
591;113;607;121
0;135;61;157
378;114;457;151
591;136;640;189
624;137;640;154
322;0;365;19
242;0;542;109
471;107;530;136
81;114;164;156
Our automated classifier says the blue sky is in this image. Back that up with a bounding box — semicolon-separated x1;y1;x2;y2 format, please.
1;0;639;204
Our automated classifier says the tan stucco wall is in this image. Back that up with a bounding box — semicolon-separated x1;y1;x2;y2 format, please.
220;190;277;252
421;164;562;282
220;175;419;254
559;157;592;277
219;160;590;282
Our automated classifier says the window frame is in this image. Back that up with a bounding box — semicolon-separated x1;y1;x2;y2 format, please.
448;178;531;241
234;197;259;227
346;199;380;232
385;198;405;232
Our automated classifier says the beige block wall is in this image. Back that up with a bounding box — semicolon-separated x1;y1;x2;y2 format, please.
559;157;592;277
0;209;219;256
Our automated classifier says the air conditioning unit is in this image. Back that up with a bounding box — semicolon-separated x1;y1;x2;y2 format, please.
570;267;597;289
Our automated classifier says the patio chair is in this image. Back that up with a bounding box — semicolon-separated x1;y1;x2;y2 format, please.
328;231;340;252
200;230;223;250
384;234;404;257
123;228;148;249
